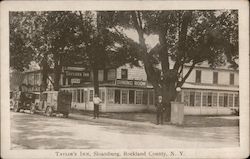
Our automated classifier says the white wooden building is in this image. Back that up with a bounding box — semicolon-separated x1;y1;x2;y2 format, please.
60;65;155;112
60;63;239;115
174;64;239;115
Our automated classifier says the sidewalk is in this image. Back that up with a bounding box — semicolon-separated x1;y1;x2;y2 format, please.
69;111;164;129
69;109;239;128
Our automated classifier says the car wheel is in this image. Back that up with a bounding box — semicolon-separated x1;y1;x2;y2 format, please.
45;106;53;117
10;101;13;110
14;103;20;112
63;113;69;118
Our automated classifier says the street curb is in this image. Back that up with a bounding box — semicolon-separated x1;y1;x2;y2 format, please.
69;113;172;129
18;110;176;128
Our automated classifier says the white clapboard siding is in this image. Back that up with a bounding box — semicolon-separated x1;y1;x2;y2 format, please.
116;65;147;80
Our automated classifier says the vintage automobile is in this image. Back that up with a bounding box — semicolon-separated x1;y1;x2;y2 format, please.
35;91;72;117
12;91;38;113
10;92;14;110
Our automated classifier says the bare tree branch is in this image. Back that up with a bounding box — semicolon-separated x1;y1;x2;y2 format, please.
47;76;54;86
173;11;193;71
178;61;196;87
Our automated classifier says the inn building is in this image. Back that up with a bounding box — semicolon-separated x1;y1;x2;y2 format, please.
18;63;239;115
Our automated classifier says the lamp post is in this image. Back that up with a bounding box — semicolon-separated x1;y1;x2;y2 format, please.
176;87;181;92
171;86;184;125
176;87;182;102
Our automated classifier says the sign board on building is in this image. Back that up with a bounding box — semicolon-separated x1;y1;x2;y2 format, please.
65;70;90;80
71;78;81;84
64;70;91;85
65;71;90;77
134;80;147;86
116;79;146;87
65;67;86;71
116;79;134;86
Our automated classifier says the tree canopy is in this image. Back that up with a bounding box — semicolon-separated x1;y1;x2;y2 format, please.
9;11;141;92
10;10;238;120
100;10;238;121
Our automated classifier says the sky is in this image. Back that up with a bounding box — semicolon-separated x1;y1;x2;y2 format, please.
123;29;159;51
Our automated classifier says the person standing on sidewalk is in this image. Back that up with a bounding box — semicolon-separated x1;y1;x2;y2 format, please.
93;94;102;119
155;96;164;125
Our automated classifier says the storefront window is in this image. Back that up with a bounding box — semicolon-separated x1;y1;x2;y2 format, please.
81;89;84;103
71;90;74;102
115;90;121;104
195;92;201;106
228;94;233;107
107;89;114;103
219;93;224;107
202;92;207;106
183;91;189;106
142;90;148;105
149;91;154;105
72;90;77;102
121;90;128;104
84;90;88;103
136;91;143;104
224;93;228;107
189;91;195;106
77;89;81;103
99;90;105;102
89;90;94;102
212;93;217;107
207;92;212;107
234;94;239;107
129;90;135;104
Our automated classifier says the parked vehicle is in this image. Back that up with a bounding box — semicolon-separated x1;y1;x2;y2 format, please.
10;92;14;110
12;91;38;113
35;91;72;117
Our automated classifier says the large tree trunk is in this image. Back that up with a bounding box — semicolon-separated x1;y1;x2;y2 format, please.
131;11;178;122
93;67;99;96
162;82;177;122
53;55;62;91
161;69;178;122
41;56;49;92
54;64;62;91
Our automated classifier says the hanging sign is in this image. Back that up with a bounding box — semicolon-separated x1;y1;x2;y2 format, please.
65;70;90;79
116;79;133;86
71;78;81;84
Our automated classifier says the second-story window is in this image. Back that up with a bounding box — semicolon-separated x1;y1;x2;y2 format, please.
230;73;234;85
195;70;201;83
213;72;218;84
107;69;116;81
63;76;66;85
121;69;128;79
